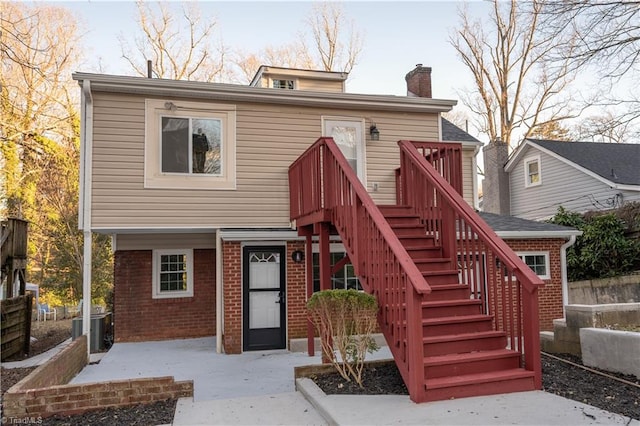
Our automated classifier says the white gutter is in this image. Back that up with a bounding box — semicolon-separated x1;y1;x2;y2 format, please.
216;230;223;354
80;80;94;357
560;235;578;316
71;72;457;114
496;230;582;239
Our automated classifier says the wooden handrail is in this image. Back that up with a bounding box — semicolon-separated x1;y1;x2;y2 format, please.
398;140;544;292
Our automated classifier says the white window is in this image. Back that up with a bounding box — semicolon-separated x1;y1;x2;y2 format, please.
152;249;194;299
311;243;362;292
272;79;295;89
145;99;236;190
524;156;541;188
517;252;550;279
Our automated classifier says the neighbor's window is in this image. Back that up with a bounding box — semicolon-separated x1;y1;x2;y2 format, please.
312;251;362;292
524;156;541;187
517;252;550;279
152;249;194;299
272;79;295;89
145;99;236;190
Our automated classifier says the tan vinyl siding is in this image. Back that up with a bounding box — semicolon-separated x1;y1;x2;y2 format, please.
115;233;216;250
297;79;343;92
89;92;474;230
462;149;475;203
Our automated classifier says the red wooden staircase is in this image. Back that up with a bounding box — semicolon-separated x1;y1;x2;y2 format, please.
289;137;544;403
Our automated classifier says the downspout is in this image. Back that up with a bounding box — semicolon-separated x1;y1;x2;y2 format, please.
560;235;577;316
80;80;94;357
216;230;223;353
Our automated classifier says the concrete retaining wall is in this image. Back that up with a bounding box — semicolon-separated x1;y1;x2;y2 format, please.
580;328;640;378
540;303;640;355
570;274;640;304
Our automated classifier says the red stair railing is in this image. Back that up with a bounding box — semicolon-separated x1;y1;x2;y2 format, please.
398;140;544;388
289;137;432;402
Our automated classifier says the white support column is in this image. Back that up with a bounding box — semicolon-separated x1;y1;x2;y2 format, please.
82;231;92;357
216;230;223;354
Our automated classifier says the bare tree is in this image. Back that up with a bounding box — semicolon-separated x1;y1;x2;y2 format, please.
1;2;81;216
450;0;586;148
120;2;227;81
529;121;572;141
571;112;638;144
305;2;363;73
232;2;363;83
542;1;640;133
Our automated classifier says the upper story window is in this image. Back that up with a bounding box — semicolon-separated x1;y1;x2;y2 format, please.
517;252;550;279
152;249;194;299
161;117;221;175
524;155;541;188
145;99;236;190
272;79;295;89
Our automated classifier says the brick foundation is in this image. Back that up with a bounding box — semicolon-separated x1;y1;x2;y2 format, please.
114;249;215;342
2;336;193;419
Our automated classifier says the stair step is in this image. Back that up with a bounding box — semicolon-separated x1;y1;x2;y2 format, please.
422;314;494;335
426;284;470;301
422;269;460;285
399;235;437;247
406;245;444;258
422;369;536;402
378;205;414;215
392;226;431;238
424;349;522;379
422;299;484;318
423;330;507;356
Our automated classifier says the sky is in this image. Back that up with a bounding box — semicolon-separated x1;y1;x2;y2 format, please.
62;0;490;137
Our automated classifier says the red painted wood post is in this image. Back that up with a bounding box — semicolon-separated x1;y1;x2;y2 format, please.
306;234;315;357
523;287;542;389
318;222;332;364
406;286;425;402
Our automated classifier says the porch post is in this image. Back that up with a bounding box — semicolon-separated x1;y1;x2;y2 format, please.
306;234;314;356
318;223;331;291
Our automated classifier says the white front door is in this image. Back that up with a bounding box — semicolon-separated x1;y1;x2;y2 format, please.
323;118;366;184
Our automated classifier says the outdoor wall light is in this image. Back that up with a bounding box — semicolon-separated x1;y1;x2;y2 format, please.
291;250;304;263
369;123;380;141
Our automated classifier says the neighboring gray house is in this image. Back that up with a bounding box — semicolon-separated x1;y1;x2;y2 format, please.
484;139;640;221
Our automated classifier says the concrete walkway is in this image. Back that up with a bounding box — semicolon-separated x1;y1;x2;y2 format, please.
5;337;639;425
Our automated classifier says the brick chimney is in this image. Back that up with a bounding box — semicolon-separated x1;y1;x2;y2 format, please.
405;64;432;98
482;139;510;215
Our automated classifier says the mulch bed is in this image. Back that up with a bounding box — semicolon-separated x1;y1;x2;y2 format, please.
311;353;640;420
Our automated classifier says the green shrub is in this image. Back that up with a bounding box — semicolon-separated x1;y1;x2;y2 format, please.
549;207;640;280
307;289;379;387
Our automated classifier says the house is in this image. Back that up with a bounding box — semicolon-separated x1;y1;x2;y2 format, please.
74;64;566;402
484;138;640;221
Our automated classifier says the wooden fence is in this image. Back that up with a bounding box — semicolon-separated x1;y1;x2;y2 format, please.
1;294;33;361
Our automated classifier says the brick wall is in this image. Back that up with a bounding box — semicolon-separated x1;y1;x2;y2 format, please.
287;241;308;340
3;335;193;419
222;241;242;354
114;249;215;342
504;238;565;331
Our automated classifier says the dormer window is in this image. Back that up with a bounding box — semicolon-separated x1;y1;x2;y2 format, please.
272;79;295;89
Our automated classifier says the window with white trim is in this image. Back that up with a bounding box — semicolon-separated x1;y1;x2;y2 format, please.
312;251;362;292
517;252;550;279
524;156;541;187
152;249;194;298
272;79;295;89
145;99;236;190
